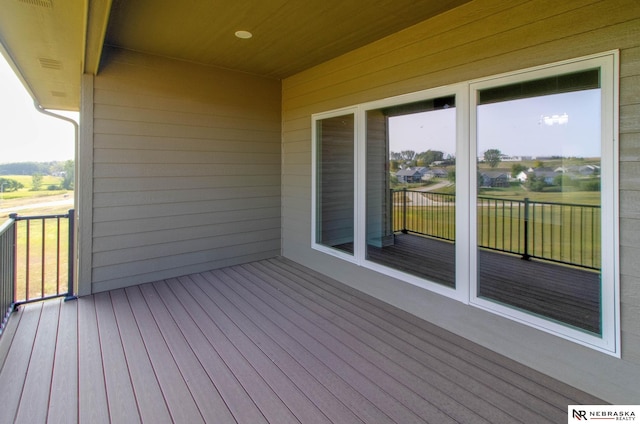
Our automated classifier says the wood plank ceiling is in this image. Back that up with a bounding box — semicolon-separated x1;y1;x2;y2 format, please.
104;0;472;79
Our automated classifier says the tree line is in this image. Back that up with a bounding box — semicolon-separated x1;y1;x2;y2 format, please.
0;161;70;176
389;150;452;170
0;160;74;191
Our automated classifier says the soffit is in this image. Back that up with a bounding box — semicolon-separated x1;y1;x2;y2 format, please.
104;0;472;79
0;0;85;111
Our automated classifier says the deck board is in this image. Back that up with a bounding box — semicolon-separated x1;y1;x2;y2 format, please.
14;300;59;424
135;283;243;423
124;285;206;424
110;289;174;423
77;295;110;423
0;302;41;424
0;257;605;423
47;297;78;424
206;269;393;424
254;260;545;423
94;291;142;424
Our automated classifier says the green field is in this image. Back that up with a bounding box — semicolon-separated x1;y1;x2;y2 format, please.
1;174;68;199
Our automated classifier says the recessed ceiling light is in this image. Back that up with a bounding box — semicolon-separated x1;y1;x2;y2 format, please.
235;30;253;39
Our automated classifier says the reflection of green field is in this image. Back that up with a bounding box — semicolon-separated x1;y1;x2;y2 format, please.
14;217;70;302
478;187;600;205
393;192;601;268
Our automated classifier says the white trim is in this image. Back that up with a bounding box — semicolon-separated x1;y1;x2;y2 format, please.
311;107;358;261
78;73;95;296
357;84;468;302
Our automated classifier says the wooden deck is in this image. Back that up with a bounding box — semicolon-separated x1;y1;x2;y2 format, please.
368;234;601;334
0;257;603;423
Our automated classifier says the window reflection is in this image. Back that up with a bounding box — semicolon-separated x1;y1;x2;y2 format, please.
366;97;457;287
476;70;602;334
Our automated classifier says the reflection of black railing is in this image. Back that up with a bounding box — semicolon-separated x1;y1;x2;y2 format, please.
392;189;601;270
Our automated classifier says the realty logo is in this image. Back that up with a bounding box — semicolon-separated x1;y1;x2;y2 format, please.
572;409;587;420
568;405;640;422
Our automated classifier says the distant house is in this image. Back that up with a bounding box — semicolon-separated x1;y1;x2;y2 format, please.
480;171;510;187
423;168;449;180
534;170;558;184
519;168;561;185
578;164;600;175
396;167;427;183
516;171;529;182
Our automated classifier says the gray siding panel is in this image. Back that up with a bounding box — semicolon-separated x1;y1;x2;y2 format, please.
281;0;640;403
91;48;281;292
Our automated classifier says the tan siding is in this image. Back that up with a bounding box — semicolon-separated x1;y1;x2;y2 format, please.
282;0;640;403
91;47;281;292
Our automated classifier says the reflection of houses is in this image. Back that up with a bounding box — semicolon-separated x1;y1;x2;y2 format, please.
517;165;601;186
578;164;600;175
396;167;427;183
480;171;510;187
423;168;449;180
517;167;560;184
533;170;557;184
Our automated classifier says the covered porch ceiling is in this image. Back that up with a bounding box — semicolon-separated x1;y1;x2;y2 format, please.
0;0;471;111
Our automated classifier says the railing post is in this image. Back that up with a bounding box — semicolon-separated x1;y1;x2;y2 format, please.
401;188;408;234
522;197;530;261
65;209;77;301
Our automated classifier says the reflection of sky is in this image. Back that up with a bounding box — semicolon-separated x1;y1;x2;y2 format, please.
389;89;601;158
389;108;456;156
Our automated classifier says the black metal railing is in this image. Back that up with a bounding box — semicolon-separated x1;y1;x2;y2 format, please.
392;189;456;241
0;217;16;334
392;189;601;270
0;209;75;334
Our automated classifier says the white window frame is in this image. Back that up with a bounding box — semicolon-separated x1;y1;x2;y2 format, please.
356;85;469;302
311;107;359;263
469;52;620;355
311;51;620;355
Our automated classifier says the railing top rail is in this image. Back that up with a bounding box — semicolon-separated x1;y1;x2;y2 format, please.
393;189;600;209
477;196;600;209
10;211;72;221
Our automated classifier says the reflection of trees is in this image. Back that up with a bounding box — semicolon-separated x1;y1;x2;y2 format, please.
483;149;502;168
390;149;446;167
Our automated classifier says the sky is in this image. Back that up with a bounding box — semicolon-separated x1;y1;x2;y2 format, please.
0;54;77;164
389;89;601;159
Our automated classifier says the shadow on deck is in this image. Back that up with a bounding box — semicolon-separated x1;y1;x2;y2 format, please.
0;257;603;423
368;233;601;334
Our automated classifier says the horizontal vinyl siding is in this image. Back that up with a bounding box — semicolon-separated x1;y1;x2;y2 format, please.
282;0;640;403
91;48;281;292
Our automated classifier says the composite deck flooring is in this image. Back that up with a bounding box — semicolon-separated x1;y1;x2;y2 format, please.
0;257;603;423
367;233;601;333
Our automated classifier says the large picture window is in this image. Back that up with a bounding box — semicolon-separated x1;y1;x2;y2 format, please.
312;52;619;354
